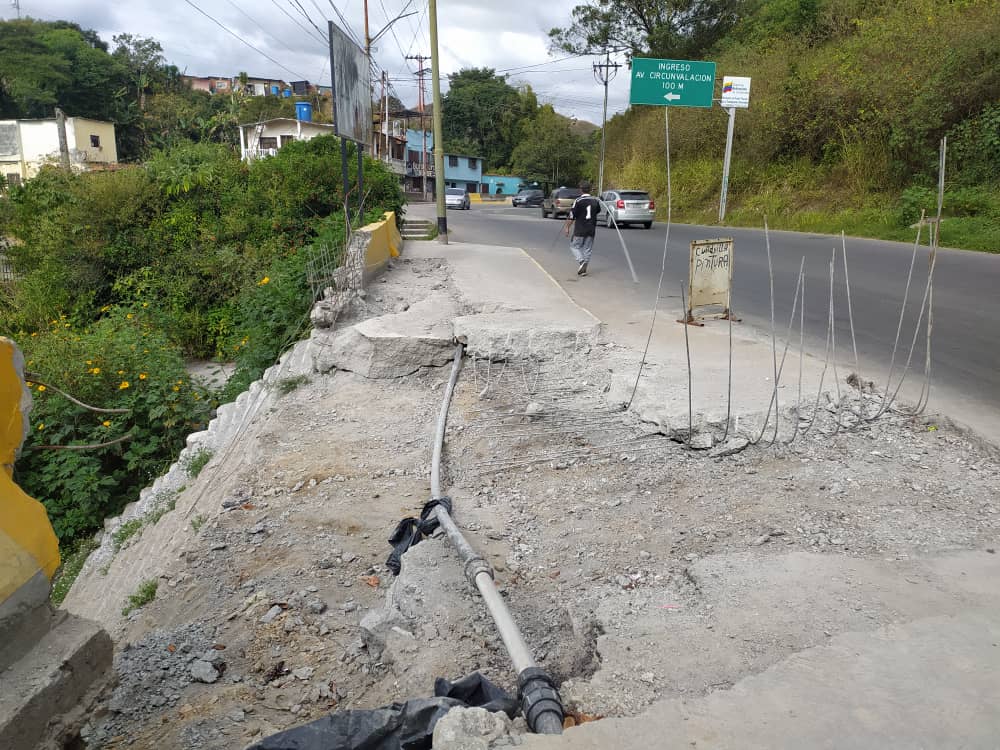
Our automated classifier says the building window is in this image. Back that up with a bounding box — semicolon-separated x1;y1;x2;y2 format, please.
259;136;278;150
217;80;229;90
468;158;477;170
90;135;101;148
448;155;458;168
5;173;21;189
280;135;295;147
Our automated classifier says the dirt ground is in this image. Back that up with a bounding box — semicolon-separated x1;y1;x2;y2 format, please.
80;258;1000;748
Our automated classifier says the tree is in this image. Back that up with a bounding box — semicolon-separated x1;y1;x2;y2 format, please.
112;33;165;111
511;105;586;187
442;68;525;170
549;0;743;59
0;19;126;119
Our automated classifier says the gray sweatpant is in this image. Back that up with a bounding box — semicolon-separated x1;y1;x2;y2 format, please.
569;234;594;263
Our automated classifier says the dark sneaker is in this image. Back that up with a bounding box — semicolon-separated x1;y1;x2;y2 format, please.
578;261;588;276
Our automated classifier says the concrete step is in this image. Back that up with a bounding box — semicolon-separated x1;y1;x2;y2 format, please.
0;611;112;750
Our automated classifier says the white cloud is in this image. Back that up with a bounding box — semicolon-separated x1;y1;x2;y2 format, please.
1;0;631;120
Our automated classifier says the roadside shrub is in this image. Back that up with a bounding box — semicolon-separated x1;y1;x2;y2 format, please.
13;308;214;544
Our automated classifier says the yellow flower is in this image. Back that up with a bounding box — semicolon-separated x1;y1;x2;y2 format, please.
100;305;111;312
258;276;270;285
119;381;130;390
92;367;101;374
37;423;44;430
86;360;92;365
126;313;133;319
172;386;180;392
142;302;149;308
139;373;147;380
37;385;46;392
117;370;124;375
30;332;37;337
102;420;111;427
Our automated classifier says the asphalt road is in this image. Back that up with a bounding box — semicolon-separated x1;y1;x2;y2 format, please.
430;202;1000;436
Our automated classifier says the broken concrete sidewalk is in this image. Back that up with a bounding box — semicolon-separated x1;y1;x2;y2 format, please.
311;242;602;378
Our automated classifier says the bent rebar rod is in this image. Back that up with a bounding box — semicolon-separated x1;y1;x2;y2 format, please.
430;343;564;735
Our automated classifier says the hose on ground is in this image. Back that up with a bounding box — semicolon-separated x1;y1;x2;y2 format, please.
430;342;564;734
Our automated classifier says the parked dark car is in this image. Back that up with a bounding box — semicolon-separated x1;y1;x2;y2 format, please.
541;187;583;219
513;188;544;207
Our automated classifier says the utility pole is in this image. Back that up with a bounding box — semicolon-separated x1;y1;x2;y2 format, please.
54;107;71;172
12;0;20;19
593;48;621;196
428;0;447;242
406;55;430;202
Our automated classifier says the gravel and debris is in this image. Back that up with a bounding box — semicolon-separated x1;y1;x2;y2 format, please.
77;256;1000;748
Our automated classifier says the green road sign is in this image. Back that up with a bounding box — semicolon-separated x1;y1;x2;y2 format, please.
629;58;716;108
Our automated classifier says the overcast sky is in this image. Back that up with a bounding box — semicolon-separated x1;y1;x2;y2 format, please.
1;0;631;123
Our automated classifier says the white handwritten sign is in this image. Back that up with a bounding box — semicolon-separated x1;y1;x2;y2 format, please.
686;238;734;321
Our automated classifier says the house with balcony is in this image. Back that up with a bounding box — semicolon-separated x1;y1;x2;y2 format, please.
0;117;118;187
373;117;483;194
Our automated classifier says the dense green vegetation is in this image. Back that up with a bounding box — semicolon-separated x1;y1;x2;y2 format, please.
553;0;1000;250
0;18;329;160
441;69;591;186
3;137;403;550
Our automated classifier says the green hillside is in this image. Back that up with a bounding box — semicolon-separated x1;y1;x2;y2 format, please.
585;0;1000;250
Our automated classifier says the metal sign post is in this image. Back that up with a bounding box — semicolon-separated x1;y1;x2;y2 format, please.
718;76;751;223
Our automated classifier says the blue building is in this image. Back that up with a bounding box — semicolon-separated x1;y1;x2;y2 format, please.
482;174;524;196
403;128;484;194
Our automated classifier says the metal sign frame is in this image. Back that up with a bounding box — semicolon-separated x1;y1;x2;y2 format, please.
328;21;372;145
680;237;737;325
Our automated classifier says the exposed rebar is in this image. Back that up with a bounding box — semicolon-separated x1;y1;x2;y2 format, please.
626;107;673;409
429;343;563;735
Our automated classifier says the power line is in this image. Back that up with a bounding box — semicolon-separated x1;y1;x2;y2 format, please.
222;0;298;52
268;0;328;48
182;0;312;81
289;0;327;41
324;0;364;48
495;54;588;75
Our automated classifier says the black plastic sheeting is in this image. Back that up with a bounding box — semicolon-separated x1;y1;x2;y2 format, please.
385;497;452;575
247;672;517;750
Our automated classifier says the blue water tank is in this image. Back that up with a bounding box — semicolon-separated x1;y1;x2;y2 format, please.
295;101;313;122
270;85;279;95
282;89;292;98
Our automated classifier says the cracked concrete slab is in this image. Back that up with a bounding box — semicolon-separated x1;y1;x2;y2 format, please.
405;242;602;357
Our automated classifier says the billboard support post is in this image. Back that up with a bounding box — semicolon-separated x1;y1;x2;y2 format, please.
328;20;372;227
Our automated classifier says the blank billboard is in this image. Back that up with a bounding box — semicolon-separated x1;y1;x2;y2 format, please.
328;21;371;145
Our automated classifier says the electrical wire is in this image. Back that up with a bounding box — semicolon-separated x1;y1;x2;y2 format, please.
268;0;328;46
182;0;313;81
222;0;299;52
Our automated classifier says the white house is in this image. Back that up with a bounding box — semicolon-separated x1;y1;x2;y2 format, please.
0;117;118;186
238;118;337;161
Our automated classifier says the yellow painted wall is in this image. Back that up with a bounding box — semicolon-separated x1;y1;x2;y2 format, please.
363;211;402;277
0;337;60;605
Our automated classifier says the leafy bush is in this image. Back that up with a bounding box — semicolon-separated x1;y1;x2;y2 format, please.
13;308;214;543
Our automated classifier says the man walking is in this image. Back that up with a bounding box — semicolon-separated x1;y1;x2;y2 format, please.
564;181;601;276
